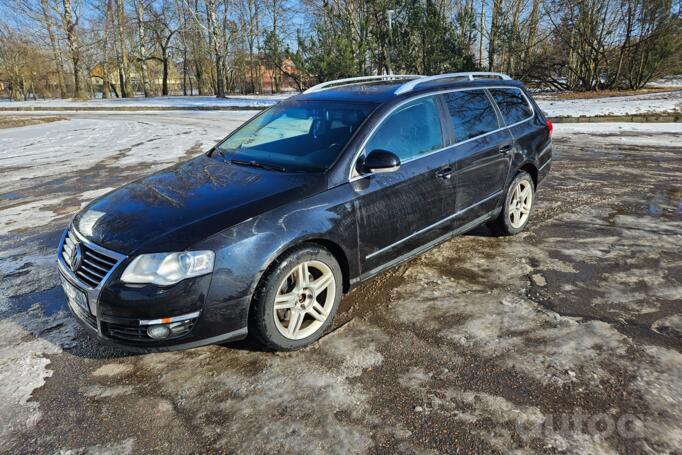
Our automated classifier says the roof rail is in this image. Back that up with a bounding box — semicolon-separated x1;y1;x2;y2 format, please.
304;75;422;93
394;72;513;95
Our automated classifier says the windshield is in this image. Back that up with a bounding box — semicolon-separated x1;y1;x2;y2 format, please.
214;100;375;172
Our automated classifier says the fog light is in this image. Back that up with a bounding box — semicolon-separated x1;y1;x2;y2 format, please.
147;325;172;339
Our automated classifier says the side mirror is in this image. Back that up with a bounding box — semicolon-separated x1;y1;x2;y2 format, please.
359;149;401;174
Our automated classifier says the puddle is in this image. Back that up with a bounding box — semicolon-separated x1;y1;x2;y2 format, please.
0;192;23;200
648;189;682;217
2;286;67;318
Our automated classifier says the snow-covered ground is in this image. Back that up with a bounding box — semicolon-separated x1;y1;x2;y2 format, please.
647;76;682;88
554;122;682;147
556;122;682;134
2;88;681;118
0;95;289;109
0;112;255;195
536;90;682;117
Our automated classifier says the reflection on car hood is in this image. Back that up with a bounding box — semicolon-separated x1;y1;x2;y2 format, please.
73;155;325;254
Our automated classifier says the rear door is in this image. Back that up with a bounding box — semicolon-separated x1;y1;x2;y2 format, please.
353;95;455;275
488;87;547;171
439;89;513;224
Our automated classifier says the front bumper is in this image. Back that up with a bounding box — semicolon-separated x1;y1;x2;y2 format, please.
57;227;249;351
65;297;247;353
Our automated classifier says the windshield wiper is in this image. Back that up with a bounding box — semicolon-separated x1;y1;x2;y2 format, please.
229;159;287;173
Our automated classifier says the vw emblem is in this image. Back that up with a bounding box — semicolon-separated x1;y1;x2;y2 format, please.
70;242;84;272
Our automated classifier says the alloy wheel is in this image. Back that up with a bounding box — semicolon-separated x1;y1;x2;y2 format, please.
508;179;533;229
273;260;336;340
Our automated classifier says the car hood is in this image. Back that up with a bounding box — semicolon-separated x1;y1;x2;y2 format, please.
73;154;325;255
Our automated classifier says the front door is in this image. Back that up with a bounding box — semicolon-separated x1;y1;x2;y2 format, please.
353;95;454;275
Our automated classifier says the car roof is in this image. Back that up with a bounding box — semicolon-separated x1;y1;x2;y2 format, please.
289;78;526;105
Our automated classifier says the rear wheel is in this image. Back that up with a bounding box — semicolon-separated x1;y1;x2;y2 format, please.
489;171;535;236
250;245;342;351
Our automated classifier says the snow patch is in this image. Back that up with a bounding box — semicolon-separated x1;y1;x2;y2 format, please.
537;90;682;117
91;363;134;378
55;438;135;455
0;306;78;444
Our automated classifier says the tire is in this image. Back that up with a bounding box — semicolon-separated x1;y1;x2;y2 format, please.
250;244;343;351
489;171;535;236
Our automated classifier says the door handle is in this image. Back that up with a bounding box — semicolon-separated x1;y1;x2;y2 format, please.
499;145;513;155
436;167;453;180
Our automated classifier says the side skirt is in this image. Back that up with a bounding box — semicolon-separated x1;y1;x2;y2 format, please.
351;211;495;287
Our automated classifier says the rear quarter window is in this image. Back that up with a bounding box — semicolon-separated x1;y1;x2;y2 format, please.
489;88;533;125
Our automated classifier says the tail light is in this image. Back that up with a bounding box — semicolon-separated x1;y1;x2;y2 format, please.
546;119;553;137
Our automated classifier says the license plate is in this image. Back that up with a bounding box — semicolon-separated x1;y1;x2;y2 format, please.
61;275;89;313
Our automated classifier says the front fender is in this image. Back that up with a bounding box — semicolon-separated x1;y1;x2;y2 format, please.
192;184;358;327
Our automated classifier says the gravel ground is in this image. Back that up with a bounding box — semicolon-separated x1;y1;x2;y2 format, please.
0;113;681;454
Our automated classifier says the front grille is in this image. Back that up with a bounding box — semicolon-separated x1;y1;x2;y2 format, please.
70;298;98;330
105;323;149;341
62;229;119;288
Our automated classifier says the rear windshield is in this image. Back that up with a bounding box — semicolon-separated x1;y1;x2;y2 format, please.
215;100;375;172
488;88;533;125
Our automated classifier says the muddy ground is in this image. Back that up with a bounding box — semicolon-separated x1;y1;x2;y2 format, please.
0;113;680;454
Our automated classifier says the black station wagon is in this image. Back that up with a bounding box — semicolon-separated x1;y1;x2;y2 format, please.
57;72;553;351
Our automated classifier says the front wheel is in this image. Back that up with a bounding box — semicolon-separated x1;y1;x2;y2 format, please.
489;171;535;236
250;245;343;351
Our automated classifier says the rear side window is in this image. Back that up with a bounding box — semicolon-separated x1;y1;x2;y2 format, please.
365;96;443;162
489;88;533;125
441;90;499;142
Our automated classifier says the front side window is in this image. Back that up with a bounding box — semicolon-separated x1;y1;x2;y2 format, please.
216;100;375;172
441;90;499;142
364;96;444;162
489;88;533;125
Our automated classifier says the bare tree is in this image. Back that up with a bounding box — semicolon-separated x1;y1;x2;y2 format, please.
101;0;115;97
135;0;151;96
206;0;226;97
40;0;67;97
488;0;502;71
61;0;85;98
115;0;132;97
1;0;680;99
149;1;180;95
478;0;486;67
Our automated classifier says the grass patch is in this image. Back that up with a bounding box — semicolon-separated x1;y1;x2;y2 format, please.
0;116;67;130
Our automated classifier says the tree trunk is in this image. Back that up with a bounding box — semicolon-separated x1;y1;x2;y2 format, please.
135;0;151;96
524;0;540;74
62;0;85;98
478;0;486;68
162;50;170;96
205;0;225;97
248;0;256;93
41;0;67;98
116;0;132;97
182;42;188;95
612;0;633;88
254;0;262;94
508;0;522;74
488;0;501;71
272;0;280;93
102;0;113;98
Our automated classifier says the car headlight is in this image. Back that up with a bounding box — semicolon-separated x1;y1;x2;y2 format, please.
120;251;215;286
